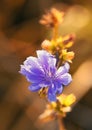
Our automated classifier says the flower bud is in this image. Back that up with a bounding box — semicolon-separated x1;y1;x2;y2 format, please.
39;8;64;28
62;34;75;48
41;40;51;50
62;49;75;63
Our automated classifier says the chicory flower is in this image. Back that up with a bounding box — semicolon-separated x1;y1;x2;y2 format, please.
20;50;72;102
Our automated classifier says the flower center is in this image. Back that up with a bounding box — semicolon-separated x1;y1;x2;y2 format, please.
45;69;55;82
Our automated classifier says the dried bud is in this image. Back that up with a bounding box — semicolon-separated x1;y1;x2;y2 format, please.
39;109;55;123
41;39;57;53
38;94;76;123
39;8;64;27
62;34;75;48
41;40;51;50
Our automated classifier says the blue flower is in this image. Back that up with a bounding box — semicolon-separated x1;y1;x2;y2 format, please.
20;50;72;102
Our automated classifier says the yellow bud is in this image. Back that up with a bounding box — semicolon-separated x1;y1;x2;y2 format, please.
57;94;76;106
63;94;76;106
41;40;51;50
62;50;75;63
57;94;66;104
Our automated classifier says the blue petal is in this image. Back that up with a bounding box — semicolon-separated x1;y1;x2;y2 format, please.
53;80;63;94
60;73;72;86
64;62;70;71
20;65;44;83
37;50;56;72
30;67;44;76
25;56;45;73
24;56;39;68
56;62;70;77
47;83;57;102
19;65;26;75
57;86;63;94
28;84;41;92
48;91;57;102
49;83;57;94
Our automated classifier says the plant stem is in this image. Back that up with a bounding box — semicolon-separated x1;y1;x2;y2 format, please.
58;117;66;130
53;25;58;41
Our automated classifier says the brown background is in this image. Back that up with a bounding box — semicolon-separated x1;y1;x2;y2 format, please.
0;0;92;130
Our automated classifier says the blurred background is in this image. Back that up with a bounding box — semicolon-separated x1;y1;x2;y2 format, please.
0;0;92;130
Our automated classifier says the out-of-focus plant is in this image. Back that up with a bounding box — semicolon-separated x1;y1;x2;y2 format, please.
19;8;76;129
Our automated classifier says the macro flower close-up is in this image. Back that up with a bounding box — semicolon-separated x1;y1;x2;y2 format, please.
20;50;72;102
0;0;92;129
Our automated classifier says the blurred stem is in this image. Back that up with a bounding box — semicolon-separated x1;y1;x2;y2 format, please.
53;24;58;41
58;117;66;130
56;58;63;68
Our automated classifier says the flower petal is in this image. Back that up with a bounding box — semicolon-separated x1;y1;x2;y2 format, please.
48;91;57;102
24;56;45;74
60;73;72;86
24;56;39;67
37;50;56;72
47;83;57;102
56;62;70;77
28;84;41;91
64;62;70;71
20;65;44;83
57;86;63;94
53;80;63;94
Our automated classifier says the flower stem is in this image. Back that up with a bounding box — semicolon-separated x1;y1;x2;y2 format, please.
58;117;66;130
53;25;58;41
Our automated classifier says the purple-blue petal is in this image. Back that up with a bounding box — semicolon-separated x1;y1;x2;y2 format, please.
47;83;57;102
60;73;72;86
64;62;70;71
20;66;44;83
53;80;63;94
48;89;57;102
24;56;39;67
56;62;70;77
57;86;63;94
28;84;41;91
37;50;56;72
